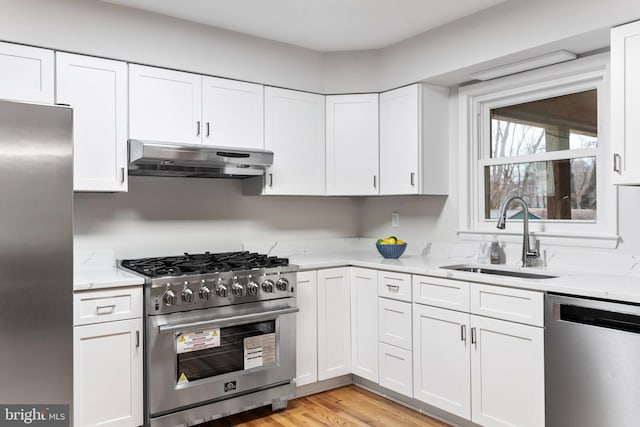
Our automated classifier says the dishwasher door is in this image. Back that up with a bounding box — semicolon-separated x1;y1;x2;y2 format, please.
545;294;640;427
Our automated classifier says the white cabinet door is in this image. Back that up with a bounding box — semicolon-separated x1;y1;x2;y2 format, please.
56;53;128;192
379;84;448;195
317;267;351;380
129;64;202;144
378;298;412;350
612;20;640;184
350;267;378;382
379;84;420;195
201;76;263;149
295;271;318;387
326;94;379;195
379;342;413;397
74;318;143;427
413;304;471;420
470;315;544;427
0;41;53;103
263;87;326;195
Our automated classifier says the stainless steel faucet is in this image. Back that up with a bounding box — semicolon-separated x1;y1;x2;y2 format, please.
496;196;540;267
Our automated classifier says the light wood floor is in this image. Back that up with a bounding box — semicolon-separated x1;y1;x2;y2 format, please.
204;385;451;426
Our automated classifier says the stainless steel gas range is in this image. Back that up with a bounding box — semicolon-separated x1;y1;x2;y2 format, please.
119;251;299;427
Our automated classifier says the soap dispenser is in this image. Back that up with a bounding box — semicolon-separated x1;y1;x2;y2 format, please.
490;237;501;264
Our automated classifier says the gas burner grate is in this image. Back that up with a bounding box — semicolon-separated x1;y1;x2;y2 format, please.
121;251;290;278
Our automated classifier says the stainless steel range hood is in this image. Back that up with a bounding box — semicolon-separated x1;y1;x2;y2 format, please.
128;139;273;178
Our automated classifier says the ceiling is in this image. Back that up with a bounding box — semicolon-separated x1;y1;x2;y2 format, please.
98;0;510;52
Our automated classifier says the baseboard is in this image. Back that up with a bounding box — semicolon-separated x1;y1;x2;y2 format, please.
295;375;353;398
352;376;478;427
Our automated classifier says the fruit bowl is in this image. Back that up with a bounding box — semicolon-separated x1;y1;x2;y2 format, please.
376;242;407;259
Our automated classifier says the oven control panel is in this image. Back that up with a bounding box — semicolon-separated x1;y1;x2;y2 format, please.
147;271;297;314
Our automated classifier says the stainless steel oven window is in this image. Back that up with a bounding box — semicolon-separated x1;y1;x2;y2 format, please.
176;319;277;382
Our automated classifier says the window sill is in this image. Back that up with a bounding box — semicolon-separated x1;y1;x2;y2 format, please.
457;229;620;249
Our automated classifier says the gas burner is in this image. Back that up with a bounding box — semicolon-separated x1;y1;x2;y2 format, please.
120;251;290;278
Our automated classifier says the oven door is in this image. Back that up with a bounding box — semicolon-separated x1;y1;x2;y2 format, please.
147;300;298;418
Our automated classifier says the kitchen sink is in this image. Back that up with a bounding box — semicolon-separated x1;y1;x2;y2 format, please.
440;264;557;279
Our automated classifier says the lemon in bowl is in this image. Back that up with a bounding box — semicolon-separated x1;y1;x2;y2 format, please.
376;236;407;259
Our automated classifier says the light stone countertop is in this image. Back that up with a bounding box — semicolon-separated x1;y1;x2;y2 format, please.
288;250;640;304
72;244;640;303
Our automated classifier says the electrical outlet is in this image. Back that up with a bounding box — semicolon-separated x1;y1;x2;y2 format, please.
391;212;400;227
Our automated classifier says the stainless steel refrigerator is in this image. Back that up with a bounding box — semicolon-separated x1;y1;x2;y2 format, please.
0;100;73;424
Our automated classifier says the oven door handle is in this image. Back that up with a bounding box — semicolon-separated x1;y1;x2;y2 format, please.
158;306;300;333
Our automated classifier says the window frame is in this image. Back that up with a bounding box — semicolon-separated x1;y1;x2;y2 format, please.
457;53;618;248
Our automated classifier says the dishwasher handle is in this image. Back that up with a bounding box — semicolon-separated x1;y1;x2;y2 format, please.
556;303;640;334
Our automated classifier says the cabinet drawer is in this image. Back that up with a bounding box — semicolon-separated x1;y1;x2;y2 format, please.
470;284;543;327
413;275;470;312
378;271;411;302
74;287;143;326
378;298;412;350
379;342;413;398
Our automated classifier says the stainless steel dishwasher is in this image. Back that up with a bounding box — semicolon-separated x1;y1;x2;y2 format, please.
545;293;640;426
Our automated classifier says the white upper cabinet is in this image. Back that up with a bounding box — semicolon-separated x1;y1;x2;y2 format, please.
612;20;640;185
56;53;128;192
0;41;53;104
201;76;264;149
263;87;325;195
326;94;379;195
129;64;202;145
379;84;449;195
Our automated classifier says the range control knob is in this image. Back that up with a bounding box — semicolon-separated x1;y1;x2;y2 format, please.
216;284;228;298
232;282;244;297
247;281;259;296
182;288;194;303
163;290;178;306
199;285;211;301
262;279;275;293
276;278;289;291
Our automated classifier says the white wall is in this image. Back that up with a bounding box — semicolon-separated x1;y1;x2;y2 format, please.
74;177;360;259
380;0;640;88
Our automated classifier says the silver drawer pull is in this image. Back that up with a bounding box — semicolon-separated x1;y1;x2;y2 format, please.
386;284;400;291
96;304;116;314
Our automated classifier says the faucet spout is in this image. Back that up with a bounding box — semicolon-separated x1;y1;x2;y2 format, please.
496;196;539;267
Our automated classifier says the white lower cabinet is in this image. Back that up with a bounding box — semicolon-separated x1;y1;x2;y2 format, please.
378;342;413;397
317;267;352;380
470;315;545;427
73;287;143;427
412;279;545;427
350;268;379;382
413;304;471;419
295;271;318;386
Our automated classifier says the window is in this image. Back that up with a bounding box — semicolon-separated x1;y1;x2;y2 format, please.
458;53;617;247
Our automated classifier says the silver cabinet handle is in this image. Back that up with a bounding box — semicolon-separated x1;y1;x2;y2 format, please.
136;330;140;348
269;173;273;187
471;327;477;344
206;122;210;137
386;284;400;291
96;304;116;314
373;175;377;189
410;172;415;187
120;167;125;184
196;120;201;136
461;324;467;342
613;153;621;173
